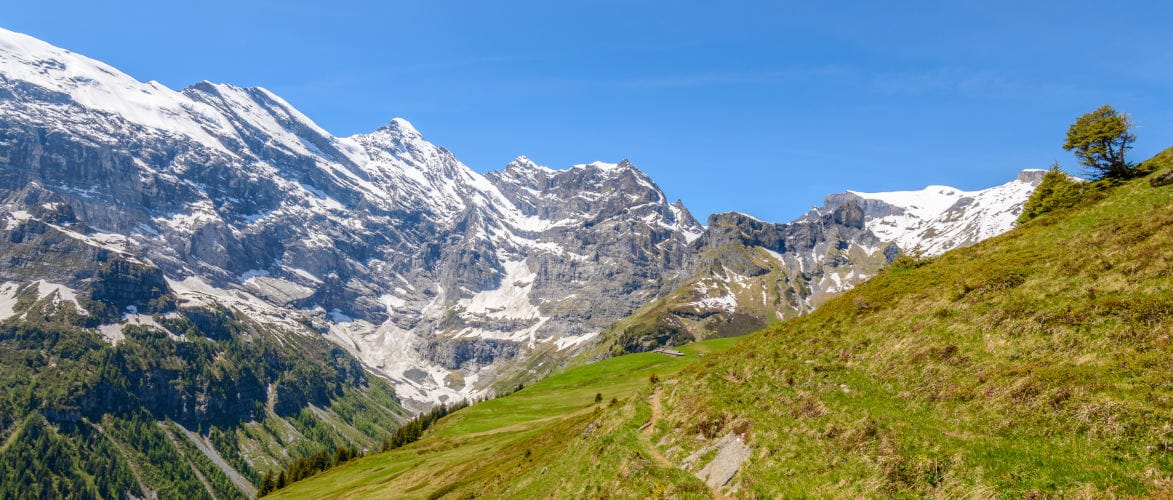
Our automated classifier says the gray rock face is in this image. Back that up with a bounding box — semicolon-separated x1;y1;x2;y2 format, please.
0;30;711;408
822;192;906;219
695;433;752;490
423;338;521;371
701;207;887;281
485;157;703;331
1151;169;1173;188
604;205;896;352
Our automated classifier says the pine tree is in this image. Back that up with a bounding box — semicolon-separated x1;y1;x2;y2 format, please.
258;471;274;496
1017;164;1086;223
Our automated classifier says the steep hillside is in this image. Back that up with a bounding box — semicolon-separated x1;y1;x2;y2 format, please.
649;165;1173;496
292;161;1170;497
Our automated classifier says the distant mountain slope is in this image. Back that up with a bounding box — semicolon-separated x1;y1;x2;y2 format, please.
595;170;1043;354
0;291;406;499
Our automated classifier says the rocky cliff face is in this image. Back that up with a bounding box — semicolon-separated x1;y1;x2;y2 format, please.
599;204;897;353
0;28;708;409
485;157;702;327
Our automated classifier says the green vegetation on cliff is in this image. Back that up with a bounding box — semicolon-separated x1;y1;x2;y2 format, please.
0;304;405;499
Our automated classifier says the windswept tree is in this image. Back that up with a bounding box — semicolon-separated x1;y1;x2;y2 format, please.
1063;105;1136;179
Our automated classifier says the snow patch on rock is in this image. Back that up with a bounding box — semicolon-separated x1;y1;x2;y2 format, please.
459;260;542;320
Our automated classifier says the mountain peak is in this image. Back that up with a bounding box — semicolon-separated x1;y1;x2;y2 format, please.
375;117;421;138
505;155;555;173
836;169;1045;256
1018;168;1047;184
569;159;647;177
390;117;419;133
0;27;233;151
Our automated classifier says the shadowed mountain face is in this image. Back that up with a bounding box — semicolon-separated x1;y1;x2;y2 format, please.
0;27;1040;412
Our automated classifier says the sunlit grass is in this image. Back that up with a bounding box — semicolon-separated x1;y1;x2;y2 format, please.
271;338;736;498
660;167;1173;497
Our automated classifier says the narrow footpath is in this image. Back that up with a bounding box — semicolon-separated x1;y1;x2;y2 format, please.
640;387;732;500
640;387;673;468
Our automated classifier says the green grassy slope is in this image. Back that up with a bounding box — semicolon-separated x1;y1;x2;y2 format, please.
290;162;1170;498
654;167;1173;496
271;338;736;498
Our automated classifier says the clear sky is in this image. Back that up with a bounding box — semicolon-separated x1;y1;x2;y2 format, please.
4;1;1170;222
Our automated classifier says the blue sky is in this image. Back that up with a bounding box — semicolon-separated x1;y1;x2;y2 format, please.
5;1;1171;222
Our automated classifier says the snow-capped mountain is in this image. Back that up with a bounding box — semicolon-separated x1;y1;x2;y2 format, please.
825;169;1047;256
599;170;1044;352
0;26;1052;500
0;27;703;408
0;26;1043;409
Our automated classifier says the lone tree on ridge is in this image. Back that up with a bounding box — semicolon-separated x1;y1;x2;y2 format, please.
1063;104;1136;179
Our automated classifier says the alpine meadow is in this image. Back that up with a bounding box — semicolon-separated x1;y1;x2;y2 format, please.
276;142;1173;497
1;5;1171;499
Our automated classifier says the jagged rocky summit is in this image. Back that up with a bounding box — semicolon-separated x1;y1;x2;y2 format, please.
0;27;1042;409
601;170;1046;352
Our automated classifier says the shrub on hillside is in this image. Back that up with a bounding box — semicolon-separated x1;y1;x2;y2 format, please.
886;252;930;273
1018;165;1087;223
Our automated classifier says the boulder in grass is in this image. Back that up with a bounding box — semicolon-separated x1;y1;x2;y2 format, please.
1150;169;1173;188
